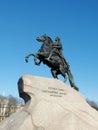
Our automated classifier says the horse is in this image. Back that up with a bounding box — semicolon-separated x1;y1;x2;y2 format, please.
25;34;78;91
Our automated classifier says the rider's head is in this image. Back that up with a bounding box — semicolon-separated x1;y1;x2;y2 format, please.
55;36;60;42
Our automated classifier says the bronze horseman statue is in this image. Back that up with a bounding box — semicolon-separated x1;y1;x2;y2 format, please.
25;34;78;91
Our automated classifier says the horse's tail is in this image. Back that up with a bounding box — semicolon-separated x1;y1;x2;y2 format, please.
67;69;74;82
67;69;79;91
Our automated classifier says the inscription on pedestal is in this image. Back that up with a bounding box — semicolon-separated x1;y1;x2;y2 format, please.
42;87;67;97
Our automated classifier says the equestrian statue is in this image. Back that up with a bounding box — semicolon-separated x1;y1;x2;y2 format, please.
25;34;79;91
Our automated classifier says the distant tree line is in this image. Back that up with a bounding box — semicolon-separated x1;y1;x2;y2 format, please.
0;95;24;106
0;94;24;118
0;95;98;114
87;99;98;111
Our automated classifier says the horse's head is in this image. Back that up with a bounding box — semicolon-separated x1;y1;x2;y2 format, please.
36;34;53;43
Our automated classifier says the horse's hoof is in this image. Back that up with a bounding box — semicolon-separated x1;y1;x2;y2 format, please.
25;58;28;62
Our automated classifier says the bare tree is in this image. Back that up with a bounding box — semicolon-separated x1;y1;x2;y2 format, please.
0;95;24;117
7;95;18;106
0;95;9;116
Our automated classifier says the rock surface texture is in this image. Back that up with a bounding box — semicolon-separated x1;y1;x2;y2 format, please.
0;75;98;130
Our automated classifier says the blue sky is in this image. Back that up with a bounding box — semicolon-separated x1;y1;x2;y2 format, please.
0;0;98;102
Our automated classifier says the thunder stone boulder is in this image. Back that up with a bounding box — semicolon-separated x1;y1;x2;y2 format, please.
0;75;98;130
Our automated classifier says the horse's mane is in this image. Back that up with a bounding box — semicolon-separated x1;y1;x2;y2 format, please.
47;36;53;43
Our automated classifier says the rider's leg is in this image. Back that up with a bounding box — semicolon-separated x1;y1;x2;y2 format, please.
46;53;52;60
46;50;53;60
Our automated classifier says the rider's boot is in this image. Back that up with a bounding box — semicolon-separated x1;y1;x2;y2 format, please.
46;53;52;61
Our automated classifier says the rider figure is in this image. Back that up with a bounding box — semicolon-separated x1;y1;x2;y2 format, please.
54;36;63;57
46;36;62;60
47;36;70;69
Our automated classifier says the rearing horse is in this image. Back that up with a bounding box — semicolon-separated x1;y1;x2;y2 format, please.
25;34;78;91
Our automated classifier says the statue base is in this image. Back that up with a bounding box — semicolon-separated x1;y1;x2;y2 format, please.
0;75;98;130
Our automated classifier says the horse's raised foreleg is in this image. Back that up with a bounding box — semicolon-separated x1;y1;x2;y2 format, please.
25;53;42;65
34;57;41;65
25;53;36;62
